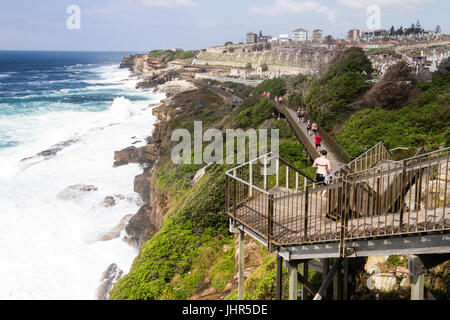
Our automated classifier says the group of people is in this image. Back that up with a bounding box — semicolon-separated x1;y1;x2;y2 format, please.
297;108;321;152
265;96;331;191
263;91;283;104
296;108;330;193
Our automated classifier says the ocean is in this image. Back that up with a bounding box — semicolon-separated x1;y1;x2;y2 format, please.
0;51;164;299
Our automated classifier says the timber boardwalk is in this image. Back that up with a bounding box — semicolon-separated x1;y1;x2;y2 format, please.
226;102;450;300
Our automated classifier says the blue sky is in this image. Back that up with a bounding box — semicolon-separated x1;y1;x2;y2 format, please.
0;0;448;51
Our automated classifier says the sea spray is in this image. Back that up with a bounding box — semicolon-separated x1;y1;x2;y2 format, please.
0;51;165;299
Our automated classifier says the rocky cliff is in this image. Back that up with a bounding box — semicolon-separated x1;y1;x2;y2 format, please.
120;53;192;89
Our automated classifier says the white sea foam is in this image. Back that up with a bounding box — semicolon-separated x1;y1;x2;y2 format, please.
0;65;166;299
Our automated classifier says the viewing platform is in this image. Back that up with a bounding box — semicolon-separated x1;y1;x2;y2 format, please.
225;101;450;300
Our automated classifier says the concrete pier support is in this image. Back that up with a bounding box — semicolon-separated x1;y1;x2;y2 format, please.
275;255;283;300
238;230;245;300
301;261;309;300
409;255;425;300
287;261;298;300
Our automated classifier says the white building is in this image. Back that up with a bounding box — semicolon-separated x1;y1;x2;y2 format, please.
279;34;290;44
269;37;279;43
291;28;308;42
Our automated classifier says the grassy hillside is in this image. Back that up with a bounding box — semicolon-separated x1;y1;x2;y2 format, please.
302;47;374;131
336;60;450;158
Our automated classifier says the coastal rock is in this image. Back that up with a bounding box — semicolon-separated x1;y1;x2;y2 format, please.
113;146;140;167
20;139;79;166
123;203;153;249
366;272;398;292
364;256;389;272
95;214;133;242
113;145;157;168
96;263;124;300
57;184;98;201
134;169;152;203
136;74;167;89
102;196;116;208
154;79;197;97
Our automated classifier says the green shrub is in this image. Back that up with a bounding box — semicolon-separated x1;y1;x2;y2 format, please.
254;78;287;97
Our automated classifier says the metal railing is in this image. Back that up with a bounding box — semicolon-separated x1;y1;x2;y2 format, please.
330;142;393;179
226;148;450;253
225;152;316;245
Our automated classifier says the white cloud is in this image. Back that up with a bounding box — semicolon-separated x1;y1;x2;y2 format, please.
131;0;197;8
337;0;433;10
248;0;336;22
87;0;197;13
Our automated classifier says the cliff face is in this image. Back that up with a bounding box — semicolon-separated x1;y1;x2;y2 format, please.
120;54;188;89
113;104;173;249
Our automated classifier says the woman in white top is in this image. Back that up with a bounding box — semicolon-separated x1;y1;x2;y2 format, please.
312;150;332;196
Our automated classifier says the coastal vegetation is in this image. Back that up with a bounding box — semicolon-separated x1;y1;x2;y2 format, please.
111;48;449;300
147;49;198;64
110;80;313;300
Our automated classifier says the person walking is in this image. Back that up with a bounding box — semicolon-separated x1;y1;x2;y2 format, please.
300;108;305;123
306;120;312;136
296;108;302;124
312;150;332;196
312;122;318;136
314;133;322;153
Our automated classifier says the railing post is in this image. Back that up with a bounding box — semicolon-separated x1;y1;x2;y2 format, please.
225;175;229;212
264;156;268;191
249;162;253;197
400;160;407;230
286;166;289;189
233;178;237;220
238;230;245;300
339;180;349;257
275;158;279;187
304;186;309;241
268;194;275;250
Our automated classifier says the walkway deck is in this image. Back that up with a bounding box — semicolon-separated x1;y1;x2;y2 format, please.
234;185;449;246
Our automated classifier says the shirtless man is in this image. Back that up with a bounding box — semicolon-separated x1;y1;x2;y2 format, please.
312;150;332;196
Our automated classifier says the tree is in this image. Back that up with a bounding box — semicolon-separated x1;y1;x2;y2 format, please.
390;26;395;36
325;35;334;48
264;43;272;51
435;25;441;34
224;41;233;46
245;62;252;70
228;47;235;53
260;62;268;72
259;30;263;37
415;20;421;30
365;61;416;110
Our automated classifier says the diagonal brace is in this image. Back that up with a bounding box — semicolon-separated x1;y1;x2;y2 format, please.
297;271;317;297
313;258;341;300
